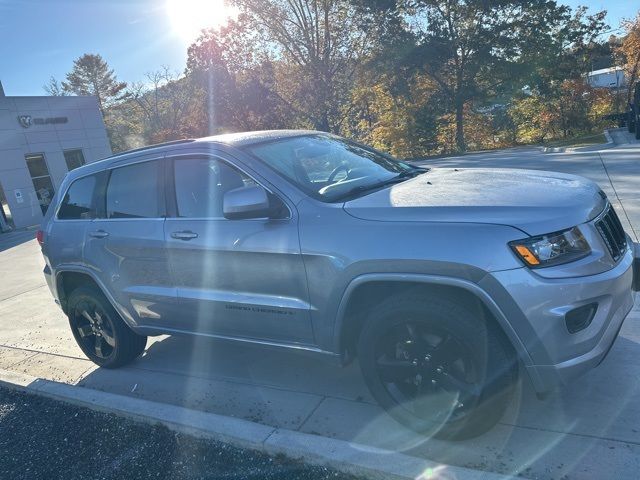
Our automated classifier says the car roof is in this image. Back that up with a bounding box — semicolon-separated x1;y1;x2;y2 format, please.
196;129;323;147
63;130;326;183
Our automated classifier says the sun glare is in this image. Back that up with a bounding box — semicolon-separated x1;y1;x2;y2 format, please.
166;0;237;42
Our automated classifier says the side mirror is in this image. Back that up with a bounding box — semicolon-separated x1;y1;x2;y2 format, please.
223;185;273;220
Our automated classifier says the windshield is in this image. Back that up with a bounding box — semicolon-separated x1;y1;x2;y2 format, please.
246;135;418;201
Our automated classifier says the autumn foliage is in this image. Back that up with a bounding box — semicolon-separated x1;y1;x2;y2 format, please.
54;3;639;156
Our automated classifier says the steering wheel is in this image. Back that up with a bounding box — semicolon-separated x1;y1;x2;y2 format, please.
327;164;350;183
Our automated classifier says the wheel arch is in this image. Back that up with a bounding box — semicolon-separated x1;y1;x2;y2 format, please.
334;273;536;379
55;267;136;328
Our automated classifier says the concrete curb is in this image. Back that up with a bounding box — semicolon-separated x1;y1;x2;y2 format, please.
542;130;616;154
603;129;614;145
542;146;565;153
0;369;512;480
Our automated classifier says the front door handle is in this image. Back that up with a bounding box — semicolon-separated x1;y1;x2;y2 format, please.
171;231;198;241
88;230;109;239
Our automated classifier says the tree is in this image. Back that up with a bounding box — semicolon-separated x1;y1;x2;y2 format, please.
615;12;640;104
186;18;297;133
128;67;202;143
186;15;259;75
62;54;127;112
358;1;607;152
43;76;68;96
231;0;378;132
411;1;590;151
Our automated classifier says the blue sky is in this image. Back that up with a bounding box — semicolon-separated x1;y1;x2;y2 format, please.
0;0;635;97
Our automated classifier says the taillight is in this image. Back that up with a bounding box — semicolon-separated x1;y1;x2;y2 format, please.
36;230;44;246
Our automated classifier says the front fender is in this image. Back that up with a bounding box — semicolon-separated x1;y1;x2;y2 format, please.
332;272;542;390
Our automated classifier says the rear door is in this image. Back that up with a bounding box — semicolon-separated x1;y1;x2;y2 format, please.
84;155;176;328
163;153;314;344
45;172;101;279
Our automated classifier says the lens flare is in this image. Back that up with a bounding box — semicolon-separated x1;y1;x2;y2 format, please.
165;0;237;42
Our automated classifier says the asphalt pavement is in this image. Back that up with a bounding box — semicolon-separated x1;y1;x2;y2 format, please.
0;386;361;480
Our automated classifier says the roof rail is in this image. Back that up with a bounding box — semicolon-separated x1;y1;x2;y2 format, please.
109;139;196;158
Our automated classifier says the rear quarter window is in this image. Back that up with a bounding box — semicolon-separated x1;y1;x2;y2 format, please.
57;175;97;220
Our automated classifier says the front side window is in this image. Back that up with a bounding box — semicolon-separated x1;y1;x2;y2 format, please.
173;157;256;218
106;161;161;219
58;175;97;220
246;134;417;202
64;149;85;171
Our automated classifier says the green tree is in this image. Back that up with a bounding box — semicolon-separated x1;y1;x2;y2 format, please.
62;54;127;112
357;1;607;152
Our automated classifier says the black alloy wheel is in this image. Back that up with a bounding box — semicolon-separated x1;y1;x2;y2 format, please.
72;299;117;360
358;291;517;440
67;286;147;368
373;321;481;425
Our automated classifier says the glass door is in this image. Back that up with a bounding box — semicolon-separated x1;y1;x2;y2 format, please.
25;153;55;215
0;181;13;231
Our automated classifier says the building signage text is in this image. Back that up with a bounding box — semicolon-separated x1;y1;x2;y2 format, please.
17;115;68;128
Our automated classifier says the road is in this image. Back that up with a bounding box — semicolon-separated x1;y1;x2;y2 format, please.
0;128;638;479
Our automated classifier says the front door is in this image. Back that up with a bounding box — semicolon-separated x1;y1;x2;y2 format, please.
84;156;177;328
164;154;314;344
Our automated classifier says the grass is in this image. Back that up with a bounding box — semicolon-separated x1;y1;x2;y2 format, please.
543;132;607;148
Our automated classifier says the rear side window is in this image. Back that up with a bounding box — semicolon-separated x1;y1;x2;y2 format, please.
106;161;161;219
57;175;97;220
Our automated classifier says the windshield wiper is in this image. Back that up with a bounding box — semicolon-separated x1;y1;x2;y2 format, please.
332;175;413;201
395;168;427;179
330;167;428;202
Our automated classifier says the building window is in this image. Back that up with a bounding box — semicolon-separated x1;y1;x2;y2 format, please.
63;149;85;171
25;154;55;215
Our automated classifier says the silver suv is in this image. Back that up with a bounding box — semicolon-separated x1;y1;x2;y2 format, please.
40;130;639;439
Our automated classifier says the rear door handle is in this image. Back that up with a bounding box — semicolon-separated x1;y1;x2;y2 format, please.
171;231;198;240
88;230;109;239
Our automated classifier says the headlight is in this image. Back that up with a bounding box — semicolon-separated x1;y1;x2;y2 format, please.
509;226;591;268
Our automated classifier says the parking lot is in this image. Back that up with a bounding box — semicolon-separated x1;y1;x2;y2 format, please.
0;129;639;479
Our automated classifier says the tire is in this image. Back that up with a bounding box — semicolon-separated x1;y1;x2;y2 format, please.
357;291;517;440
67;286;147;368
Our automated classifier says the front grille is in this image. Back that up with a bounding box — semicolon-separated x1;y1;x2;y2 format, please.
596;206;627;261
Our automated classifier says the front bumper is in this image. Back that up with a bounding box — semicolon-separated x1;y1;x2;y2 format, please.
483;244;636;393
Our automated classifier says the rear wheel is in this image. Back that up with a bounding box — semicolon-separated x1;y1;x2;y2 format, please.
67;286;147;368
358;292;517;440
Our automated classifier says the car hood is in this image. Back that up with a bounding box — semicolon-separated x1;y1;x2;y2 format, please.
343;168;607;235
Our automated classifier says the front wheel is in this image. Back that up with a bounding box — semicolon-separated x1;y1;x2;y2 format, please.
67;286;147;368
358;292;517;440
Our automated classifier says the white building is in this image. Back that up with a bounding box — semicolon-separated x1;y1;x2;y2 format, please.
0;82;112;230
587;67;626;90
